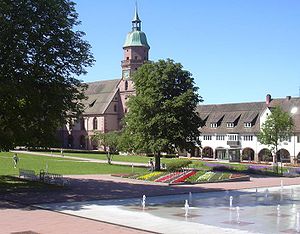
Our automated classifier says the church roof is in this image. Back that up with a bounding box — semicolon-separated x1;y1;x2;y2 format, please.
83;79;120;115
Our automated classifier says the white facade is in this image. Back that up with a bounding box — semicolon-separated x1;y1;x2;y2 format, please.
198;96;300;163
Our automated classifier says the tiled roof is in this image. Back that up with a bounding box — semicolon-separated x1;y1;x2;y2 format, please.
83;79;120;115
268;97;300;132
197;96;300;134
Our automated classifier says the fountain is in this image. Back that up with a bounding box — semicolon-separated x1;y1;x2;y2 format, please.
236;206;240;224
184;200;189;217
296;212;300;233
141;195;146;209
229;196;233;209
277;204;281;216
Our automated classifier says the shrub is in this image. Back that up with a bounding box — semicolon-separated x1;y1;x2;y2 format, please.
166;159;192;172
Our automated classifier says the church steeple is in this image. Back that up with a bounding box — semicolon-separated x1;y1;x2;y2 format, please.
132;4;141;31
122;4;150;81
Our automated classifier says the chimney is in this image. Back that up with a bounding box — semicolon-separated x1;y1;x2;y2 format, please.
266;94;272;105
286;96;291;101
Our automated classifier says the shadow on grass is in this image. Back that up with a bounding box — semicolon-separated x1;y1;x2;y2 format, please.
0;175;223;210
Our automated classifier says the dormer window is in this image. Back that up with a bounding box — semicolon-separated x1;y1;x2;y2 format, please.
210;123;218;128
244;122;252;128
227;122;234;128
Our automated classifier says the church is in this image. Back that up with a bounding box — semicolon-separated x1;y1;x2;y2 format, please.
58;7;150;150
58;7;300;164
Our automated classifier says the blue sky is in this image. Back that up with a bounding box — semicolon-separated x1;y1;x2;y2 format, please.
74;0;300;104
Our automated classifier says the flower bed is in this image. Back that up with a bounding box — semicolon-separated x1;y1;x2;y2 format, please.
137;171;163;180
170;171;197;184
186;171;249;183
155;172;182;183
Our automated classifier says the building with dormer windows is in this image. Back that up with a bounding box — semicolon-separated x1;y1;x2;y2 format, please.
197;94;300;163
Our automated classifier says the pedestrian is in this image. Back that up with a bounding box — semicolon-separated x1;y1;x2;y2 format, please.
149;158;154;171
13;153;19;168
60;148;64;157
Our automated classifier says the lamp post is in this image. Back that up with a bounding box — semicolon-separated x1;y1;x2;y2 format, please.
291;107;298;164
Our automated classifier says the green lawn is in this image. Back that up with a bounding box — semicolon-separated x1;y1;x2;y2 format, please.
40;151;175;164
0;152;148;176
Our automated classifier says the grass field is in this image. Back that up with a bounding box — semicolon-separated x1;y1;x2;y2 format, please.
44;151;174;164
0;152;148;176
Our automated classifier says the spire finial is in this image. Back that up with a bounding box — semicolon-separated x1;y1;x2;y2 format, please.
132;1;141;31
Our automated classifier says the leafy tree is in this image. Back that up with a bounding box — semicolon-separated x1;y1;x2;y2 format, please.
92;131;120;164
124;59;203;170
258;106;294;163
0;0;94;150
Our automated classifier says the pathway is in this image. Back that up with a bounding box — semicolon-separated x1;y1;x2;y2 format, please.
11;150;149;167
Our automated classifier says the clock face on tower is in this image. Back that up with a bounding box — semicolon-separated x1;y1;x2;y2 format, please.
122;69;130;80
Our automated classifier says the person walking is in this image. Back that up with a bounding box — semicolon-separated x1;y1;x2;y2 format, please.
13;154;19;168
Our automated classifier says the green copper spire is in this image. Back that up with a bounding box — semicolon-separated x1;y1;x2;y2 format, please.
123;4;150;49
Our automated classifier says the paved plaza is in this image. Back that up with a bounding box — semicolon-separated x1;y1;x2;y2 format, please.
1;173;300;233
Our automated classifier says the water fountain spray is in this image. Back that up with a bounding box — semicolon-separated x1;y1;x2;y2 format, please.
277;204;281;217
184;200;189;217
141;195;146;209
236;206;240;224
229;196;233;209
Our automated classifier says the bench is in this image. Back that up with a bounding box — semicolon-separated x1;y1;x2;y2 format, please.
19;169;37;181
40;170;69;186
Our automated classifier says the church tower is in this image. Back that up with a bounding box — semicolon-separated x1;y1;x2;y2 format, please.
119;5;150;114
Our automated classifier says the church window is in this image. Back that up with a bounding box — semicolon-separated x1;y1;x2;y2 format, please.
126;57;129;60
93;117;98;130
125;80;128;90
114;104;117;112
135;56;138;60
125;108;128;113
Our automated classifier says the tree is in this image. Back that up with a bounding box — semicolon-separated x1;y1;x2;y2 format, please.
124;59;203;170
258;106;294;163
92;131;120;164
0;0;94;150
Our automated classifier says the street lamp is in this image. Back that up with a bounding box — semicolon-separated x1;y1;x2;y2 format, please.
291;107;298;164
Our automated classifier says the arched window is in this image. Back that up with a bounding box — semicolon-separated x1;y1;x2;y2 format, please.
114;104;117;112
93;117;98;130
125;80;128;91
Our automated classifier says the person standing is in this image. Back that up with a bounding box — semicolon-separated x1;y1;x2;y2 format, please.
13;154;19;168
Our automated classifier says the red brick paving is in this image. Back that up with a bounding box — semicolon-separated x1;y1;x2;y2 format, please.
1;174;300;234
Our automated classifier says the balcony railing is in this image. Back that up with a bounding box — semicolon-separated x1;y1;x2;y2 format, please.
227;141;240;147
